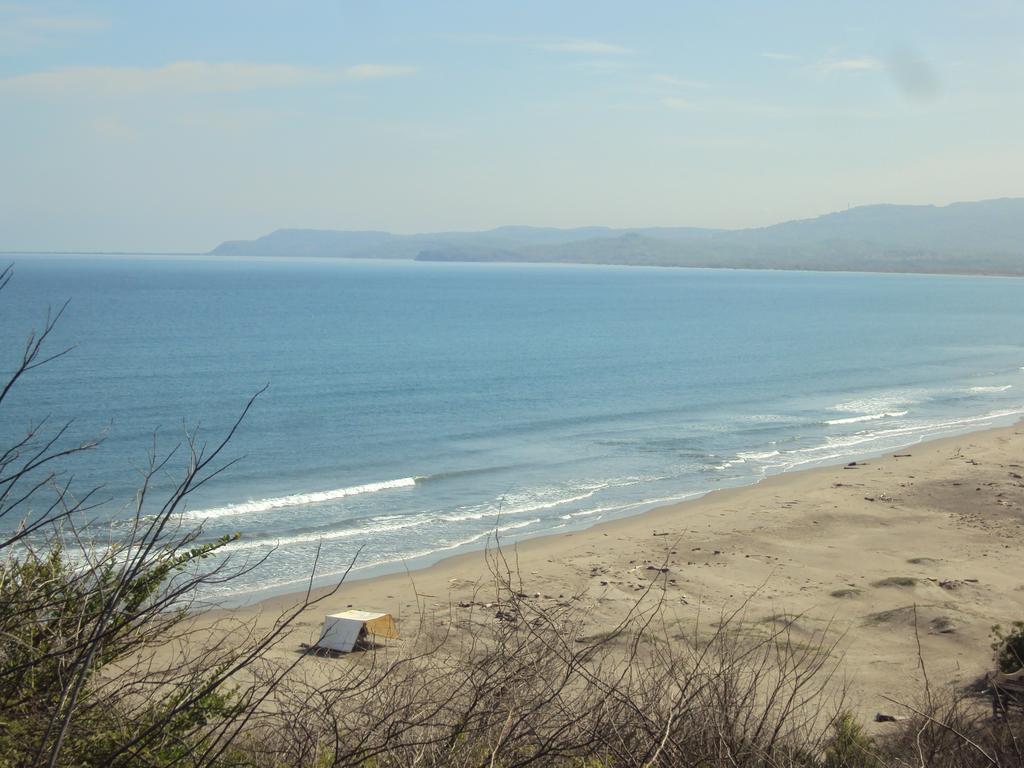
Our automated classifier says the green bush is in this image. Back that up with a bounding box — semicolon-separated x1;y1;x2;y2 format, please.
0;531;242;766
822;712;878;768
991;621;1024;673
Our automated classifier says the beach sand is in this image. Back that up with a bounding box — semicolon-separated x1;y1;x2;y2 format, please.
196;421;1024;723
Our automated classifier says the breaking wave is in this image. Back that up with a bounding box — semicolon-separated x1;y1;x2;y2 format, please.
831;391;922;415
824;410;908;426
770;408;1024;471
736;449;781;461
184;477;419;520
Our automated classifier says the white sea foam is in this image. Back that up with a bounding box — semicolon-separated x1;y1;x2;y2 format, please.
969;385;1012;393
832;391;922;414
223;512;438;552
772;409;1024;471
437;476;651;523
709;409;1024;478
354;518;544;566
185;476;418;520
713;449;778;470
242;518;547;594
736;449;781;461
438;485;606;523
358;519;543;568
568;503;625;518
824;410;908;426
438;488;603;522
570;491;705;519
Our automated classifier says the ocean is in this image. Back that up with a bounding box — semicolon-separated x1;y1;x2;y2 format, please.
2;255;1022;601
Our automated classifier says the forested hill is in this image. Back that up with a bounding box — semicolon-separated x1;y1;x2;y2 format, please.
211;198;1024;276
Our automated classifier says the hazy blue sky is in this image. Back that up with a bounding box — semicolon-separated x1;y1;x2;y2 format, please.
2;1;1022;251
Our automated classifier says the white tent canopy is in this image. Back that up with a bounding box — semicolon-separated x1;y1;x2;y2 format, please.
318;610;399;652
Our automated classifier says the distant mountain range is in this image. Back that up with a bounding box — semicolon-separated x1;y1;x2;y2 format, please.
211;198;1024;276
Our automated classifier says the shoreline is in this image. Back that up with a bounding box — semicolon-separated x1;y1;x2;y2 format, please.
217;410;1024;609
194;418;1024;724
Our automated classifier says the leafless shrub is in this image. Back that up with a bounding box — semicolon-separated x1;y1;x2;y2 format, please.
877;691;1024;767
239;543;847;768
0;266;349;767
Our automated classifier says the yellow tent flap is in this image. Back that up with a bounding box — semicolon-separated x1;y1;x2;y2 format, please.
362;613;399;639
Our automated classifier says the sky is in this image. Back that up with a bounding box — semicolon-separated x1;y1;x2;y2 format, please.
1;1;1022;252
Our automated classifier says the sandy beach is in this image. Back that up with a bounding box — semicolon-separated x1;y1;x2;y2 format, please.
201;421;1024;723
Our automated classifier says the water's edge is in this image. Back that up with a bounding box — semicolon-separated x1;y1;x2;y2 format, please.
214;412;1022;609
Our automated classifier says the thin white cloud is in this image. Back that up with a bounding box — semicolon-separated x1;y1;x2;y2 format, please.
653;74;709;88
539;39;632;55
761;52;799;61
0;61;417;96
0;8;108;52
660;96;701;111
816;56;883;75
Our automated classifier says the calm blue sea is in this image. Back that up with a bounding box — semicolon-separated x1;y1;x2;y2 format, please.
2;255;1022;601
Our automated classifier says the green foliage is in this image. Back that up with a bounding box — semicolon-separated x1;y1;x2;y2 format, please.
822;712;878;768
991;621;1024;673
0;533;239;766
